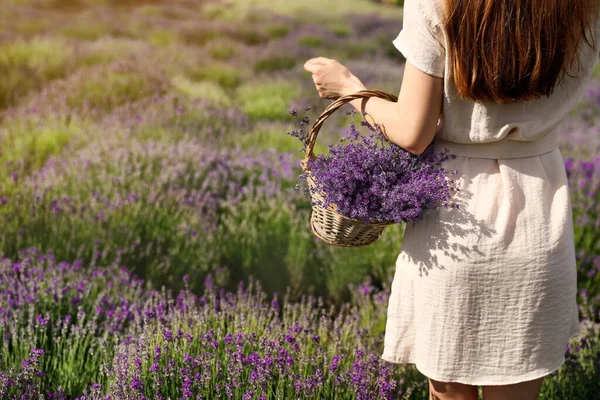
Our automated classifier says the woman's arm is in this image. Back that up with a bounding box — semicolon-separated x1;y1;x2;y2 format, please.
342;62;444;155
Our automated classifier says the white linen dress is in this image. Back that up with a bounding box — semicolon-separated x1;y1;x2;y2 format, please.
381;0;600;385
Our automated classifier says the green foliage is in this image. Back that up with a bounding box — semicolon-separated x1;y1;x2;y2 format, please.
385;44;406;62
0;65;36;110
0;261;131;394
0;116;89;179
171;76;232;107
233;121;327;154
201;3;228;20
326;21;351;37
254;55;296;73
195;0;403;20
317;224;404;303
14;20;50;36
593;62;600;78
137;4;162;16
147;29;177;47
0;37;74;109
378;34;406;62
340;40;378;59
0;38;71;79
185;63;243;90
237;80;299;122
226;26;270;46
180;27;220;47
108;0;164;6
150;102;244;145
266;24;291;38
215;197;325;298
61;22;107;41
0;177;213;298
538;325;600;400
371;0;404;5
77;38;136;68
298;35;323;47
132;125;183;143
65;71;158;111
47;0;86;9
205;37;240;60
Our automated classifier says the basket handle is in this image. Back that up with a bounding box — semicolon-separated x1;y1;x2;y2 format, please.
301;89;399;171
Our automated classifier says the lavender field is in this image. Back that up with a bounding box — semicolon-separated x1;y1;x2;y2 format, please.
0;0;599;398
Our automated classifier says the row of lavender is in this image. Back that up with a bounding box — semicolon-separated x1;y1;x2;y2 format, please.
0;96;598;399
1;248;599;399
0;94;408;305
1;92;598;308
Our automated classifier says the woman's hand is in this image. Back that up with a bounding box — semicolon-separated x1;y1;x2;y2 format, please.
303;57;367;99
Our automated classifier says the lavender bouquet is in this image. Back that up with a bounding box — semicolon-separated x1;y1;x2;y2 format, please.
287;107;459;226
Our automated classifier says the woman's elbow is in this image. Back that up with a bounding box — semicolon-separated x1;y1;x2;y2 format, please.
386;121;435;156
392;136;431;156
403;144;427;156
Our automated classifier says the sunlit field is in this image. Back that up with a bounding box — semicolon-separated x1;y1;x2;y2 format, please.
0;0;599;398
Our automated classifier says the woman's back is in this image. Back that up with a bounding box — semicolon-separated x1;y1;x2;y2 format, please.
395;0;600;148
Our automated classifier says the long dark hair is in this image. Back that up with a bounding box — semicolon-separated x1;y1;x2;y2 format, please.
442;0;599;104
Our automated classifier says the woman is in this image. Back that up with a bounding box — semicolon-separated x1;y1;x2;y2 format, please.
304;0;600;399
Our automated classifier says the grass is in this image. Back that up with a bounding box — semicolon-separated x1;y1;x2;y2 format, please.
338;39;379;59
205;37;240;60
215;197;324;298
14;20;51;36
147;29;178;47
137;4;162;16
200;3;228;20
378;33;407;62
237;80;299;122
60;22;107;41
319;223;404;299
233;121;328;154
195;0;403;21
0;37;74;109
77;37;138;67
180;26;221;46
0;116;90;179
0;37;73;78
298;35;323;47
225;25;270;46
325;21;351;37
593;62;600;78
185;63;244;90
132;125;184;143
266;24;291;38
65;70;160;111
171;76;232;107
254;55;297;73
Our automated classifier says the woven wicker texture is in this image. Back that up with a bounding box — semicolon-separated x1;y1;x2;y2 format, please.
300;89;399;247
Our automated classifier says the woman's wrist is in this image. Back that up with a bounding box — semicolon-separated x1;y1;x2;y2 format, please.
340;75;368;97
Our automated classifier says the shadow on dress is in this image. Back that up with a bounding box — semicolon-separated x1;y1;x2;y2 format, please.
399;169;524;278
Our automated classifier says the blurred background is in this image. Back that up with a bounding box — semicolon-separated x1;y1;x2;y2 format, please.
0;0;598;308
1;0;599;306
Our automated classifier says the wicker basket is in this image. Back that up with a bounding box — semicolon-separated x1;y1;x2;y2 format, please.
300;89;400;248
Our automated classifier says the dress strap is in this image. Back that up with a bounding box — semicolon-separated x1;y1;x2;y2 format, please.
434;129;559;159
